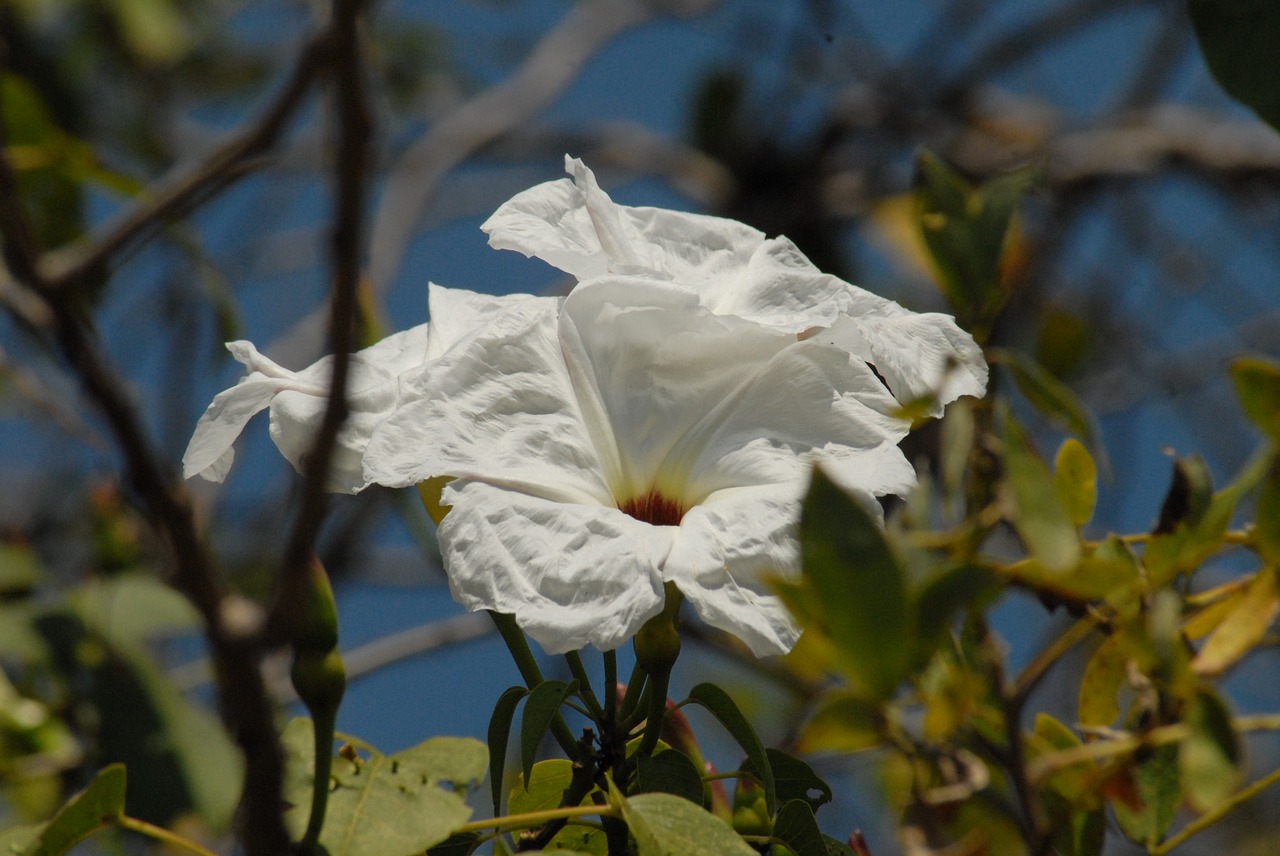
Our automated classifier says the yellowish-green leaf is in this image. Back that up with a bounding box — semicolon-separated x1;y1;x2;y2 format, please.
8;764;127;856
1192;566;1280;676
796;692;883;754
1109;745;1180;847
1078;635;1127;729
508;760;605;855
1232;356;1280;441
1054;439;1097;528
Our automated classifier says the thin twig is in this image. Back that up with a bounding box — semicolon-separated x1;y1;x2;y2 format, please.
40;34;332;290
0;77;294;856
270;0;373;642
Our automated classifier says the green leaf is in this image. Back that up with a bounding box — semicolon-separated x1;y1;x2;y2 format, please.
1254;460;1280;564
634;750;706;805
521;680;574;788
1053;439;1097;528
1000;406;1080;572
1233;356;1280;438
1146;451;1270;586
796;692;882;754
913;563;1000;667
912;152;1034;324
990;348;1100;453
508;760;606;855
1180;689;1242;812
0;542;42;594
684;683;774;814
739;749;832;812
613;786;756;856
799;468;910;700
1190;0;1280;132
772;800;827;856
1110;744;1180;847
17;764;127;856
282;718;486;856
487;686;526;815
1153;455;1213;535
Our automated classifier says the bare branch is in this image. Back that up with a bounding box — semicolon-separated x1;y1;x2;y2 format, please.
39;33;332;291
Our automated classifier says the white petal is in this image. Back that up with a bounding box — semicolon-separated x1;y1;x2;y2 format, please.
363;299;613;505
182;373;290;482
559;276;796;500
438;480;671;653
425;283;551;360
673;339;912;502
482;156;764;284
664;485;802;657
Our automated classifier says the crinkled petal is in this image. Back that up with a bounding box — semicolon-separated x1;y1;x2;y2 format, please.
425;283;550;360
664;484;802;657
438;480;671;653
363;299;613;505
482;156;763;284
183;325;431;491
559;276;796;500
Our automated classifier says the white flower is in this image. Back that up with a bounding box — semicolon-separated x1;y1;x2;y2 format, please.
182;286;552;492
483;156;987;414
185;157;988;659
362;275;968;656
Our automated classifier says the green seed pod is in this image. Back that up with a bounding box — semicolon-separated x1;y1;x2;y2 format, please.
293;557;340;655
290;648;347;714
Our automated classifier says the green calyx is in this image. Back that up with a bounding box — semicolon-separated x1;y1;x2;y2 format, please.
634;583;683;675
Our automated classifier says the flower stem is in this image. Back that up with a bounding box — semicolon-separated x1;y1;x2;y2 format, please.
115;815;220;856
618;661;647;725
635;667;672;758
488;611;581;759
453;802;618;835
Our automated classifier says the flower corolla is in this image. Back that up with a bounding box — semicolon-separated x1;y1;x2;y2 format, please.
184;157;988;658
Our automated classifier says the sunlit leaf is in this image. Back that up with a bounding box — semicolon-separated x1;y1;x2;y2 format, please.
1231;356;1280;439
1190;0;1280;132
1078;635;1127;729
282;718;486;856
799;467;910;700
7;764;127;856
1054;439;1097;528
1192;566;1280;676
613;785;756;856
1180;689;1242;812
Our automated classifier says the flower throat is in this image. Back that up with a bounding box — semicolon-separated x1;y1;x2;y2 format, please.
618;490;685;526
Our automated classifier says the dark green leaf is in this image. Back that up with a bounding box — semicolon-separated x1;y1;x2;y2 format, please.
913;563;1000;667
634;750;706;805
799;468;910;700
772;800;827;856
520;680;574;788
823;835;859;856
990;348;1099;453
426;831;483;856
1110;744;1180;848
1190;1;1280;132
684;683;774;814
1254;459;1280;564
1153;455;1213;535
1180;689;1242;812
487;686;526;815
739;749;832;812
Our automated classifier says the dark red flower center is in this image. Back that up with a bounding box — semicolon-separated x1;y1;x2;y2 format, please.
618;490;685;526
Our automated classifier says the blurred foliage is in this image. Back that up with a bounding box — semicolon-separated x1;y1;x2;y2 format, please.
3;1;1280;854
